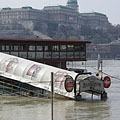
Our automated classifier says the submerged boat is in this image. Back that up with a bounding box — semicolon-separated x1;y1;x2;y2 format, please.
0;52;111;100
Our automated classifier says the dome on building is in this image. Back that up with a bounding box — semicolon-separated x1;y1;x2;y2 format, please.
67;0;78;4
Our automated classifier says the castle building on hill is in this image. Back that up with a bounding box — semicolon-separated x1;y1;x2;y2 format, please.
0;0;110;39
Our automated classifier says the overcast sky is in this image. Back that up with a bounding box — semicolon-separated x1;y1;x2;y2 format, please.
0;0;119;25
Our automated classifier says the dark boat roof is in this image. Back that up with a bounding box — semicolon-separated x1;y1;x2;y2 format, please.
0;38;91;43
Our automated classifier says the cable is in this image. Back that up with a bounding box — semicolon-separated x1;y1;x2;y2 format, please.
102;72;120;81
90;66;120;81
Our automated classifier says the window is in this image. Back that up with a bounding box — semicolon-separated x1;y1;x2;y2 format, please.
36;52;43;58
14;45;18;51
44;46;48;51
6;45;9;51
44;52;51;58
60;45;66;51
52;52;59;58
29;45;35;51
80;52;85;59
2;45;5;51
52;45;59;51
19;45;26;51
74;45;80;51
45;46;52;52
19;52;27;58
28;52;35;59
80;45;85;51
10;52;18;56
36;45;43;51
60;52;66;58
67;45;74;51
4;52;9;54
10;45;13;51
67;52;73;58
74;52;79;58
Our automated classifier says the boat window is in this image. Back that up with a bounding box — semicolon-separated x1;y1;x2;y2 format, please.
28;52;35;58
74;45;80;51
80;52;86;59
67;52;73;58
4;52;9;54
13;45;18;51
6;45;9;51
44;52;51;58
36;52;43;58
10;52;18;56
36;45;43;51
2;45;5;51
52;45;59;51
52;52;59;58
80;44;85;51
67;45;74;51
45;46;48;51
19;45;26;51
19;52;27;58
29;45;35;51
60;45;66;51
74;52;79;58
45;45;52;52
60;52;66;58
10;45;13;51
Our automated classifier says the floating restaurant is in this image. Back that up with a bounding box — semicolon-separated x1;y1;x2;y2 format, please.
0;38;111;100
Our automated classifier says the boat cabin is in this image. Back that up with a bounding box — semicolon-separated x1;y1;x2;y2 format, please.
0;38;90;69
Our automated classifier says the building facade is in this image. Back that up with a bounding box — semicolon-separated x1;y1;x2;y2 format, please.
81;12;110;30
0;0;110;34
87;39;120;59
0;7;47;22
44;5;79;25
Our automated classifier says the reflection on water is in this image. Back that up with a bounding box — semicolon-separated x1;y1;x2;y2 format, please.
0;96;111;120
0;96;51;120
0;60;120;120
54;100;110;120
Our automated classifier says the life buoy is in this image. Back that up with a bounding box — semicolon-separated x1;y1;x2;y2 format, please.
64;75;74;92
104;76;111;88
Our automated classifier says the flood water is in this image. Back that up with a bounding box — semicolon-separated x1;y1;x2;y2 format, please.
0;60;120;120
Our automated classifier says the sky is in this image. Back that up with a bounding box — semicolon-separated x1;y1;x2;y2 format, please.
0;0;119;25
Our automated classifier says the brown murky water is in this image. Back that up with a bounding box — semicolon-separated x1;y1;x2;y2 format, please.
0;60;120;120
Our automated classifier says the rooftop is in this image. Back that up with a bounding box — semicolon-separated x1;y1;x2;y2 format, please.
44;5;75;11
0;6;42;12
81;12;106;17
0;38;91;43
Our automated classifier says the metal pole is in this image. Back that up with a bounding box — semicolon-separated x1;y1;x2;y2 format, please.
91;92;93;100
51;72;54;120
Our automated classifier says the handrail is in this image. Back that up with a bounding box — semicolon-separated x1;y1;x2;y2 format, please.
0;80;48;97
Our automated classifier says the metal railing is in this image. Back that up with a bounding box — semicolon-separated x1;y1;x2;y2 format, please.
0;78;48;98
